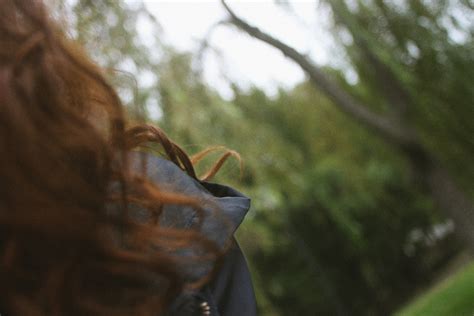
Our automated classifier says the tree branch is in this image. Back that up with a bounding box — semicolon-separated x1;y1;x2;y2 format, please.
220;0;414;146
220;0;474;251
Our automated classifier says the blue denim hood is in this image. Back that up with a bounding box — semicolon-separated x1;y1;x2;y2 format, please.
129;151;251;244
117;152;256;316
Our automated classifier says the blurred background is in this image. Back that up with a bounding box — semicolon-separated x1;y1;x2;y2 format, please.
53;1;474;315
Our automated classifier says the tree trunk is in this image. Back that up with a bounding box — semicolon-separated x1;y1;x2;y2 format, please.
427;164;474;248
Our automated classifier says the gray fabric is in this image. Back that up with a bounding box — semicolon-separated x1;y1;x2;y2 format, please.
130;152;250;241
209;239;257;316
129;152;257;316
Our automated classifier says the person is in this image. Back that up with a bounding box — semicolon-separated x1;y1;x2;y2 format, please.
0;0;256;315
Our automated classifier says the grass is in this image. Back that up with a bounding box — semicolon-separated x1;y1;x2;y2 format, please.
394;260;474;316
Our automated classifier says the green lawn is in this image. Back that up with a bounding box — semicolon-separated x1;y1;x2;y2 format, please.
394;261;474;316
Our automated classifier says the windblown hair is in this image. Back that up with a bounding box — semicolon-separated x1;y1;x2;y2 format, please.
0;1;236;315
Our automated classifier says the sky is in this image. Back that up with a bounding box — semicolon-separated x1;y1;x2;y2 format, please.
141;1;336;98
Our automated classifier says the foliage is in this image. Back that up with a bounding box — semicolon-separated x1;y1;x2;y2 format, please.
229;84;449;315
57;0;164;120
324;0;474;194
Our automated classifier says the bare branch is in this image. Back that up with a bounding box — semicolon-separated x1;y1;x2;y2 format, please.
220;0;413;146
196;19;230;61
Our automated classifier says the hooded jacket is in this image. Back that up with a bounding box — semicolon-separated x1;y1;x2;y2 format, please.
130;152;257;316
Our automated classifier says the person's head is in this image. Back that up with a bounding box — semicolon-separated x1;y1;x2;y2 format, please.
0;1;224;314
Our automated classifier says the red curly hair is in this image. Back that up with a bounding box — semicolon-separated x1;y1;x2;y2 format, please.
0;0;233;314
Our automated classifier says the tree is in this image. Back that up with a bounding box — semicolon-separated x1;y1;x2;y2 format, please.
219;0;474;250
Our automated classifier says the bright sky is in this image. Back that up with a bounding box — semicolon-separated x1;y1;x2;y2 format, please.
142;1;336;98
